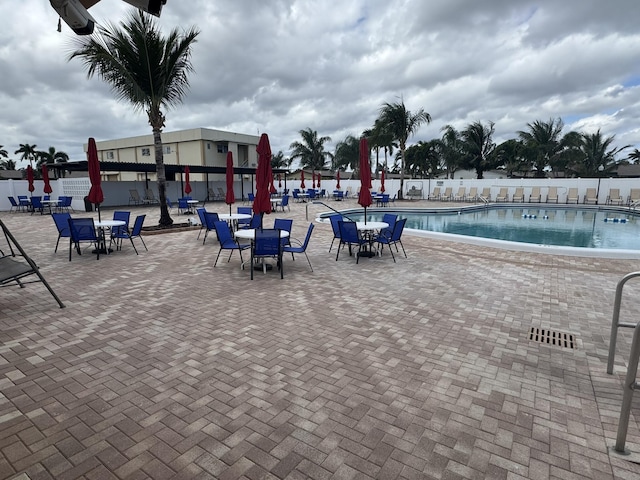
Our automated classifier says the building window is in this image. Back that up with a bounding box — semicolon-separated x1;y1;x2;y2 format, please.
207;143;211;150
106;151;114;159
141;148;150;156
217;144;228;153
163;146;171;154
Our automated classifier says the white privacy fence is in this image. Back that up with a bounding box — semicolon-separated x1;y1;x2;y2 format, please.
1;176;639;211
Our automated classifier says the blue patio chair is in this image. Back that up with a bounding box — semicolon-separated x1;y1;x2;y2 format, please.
276;194;290;212
292;191;301;203
178;198;189;214
274;218;293;247
51;212;71;253
379;214;398;239
8;196;19;213
128;215;148;253
166;197;174;209
246;192;255;205
328;214;344;252
213;220;250;267
30;196;43;215
376;218;407;262
43;195;50;201
110;211;131;250
283;223;315;272
67;217;100;261
58;195;73;212
377;193;390;207
307;189;316;200
202;212;220;245
236;207;252;228
242;214;262;230
336;221;367;263
196;207;207;239
17;195;30;211
251;228;284;279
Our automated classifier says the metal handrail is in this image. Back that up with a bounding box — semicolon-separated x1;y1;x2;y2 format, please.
607;271;640;374
613;320;640;455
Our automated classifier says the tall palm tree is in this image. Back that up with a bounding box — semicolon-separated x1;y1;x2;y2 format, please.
628;148;640;163
0;145;8;160
0;159;17;170
439;125;464;179
37;146;69;167
460;121;496;179
15;143;38;166
517;118;566;177
568;130;629;177
289;128;334;171
69;9;199;226
270;150;291;169
377;100;431;199
333;135;360;173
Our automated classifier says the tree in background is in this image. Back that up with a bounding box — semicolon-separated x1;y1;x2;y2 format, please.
377;100;431;199
517;118;567;178
15;143;38;166
333;135;360;174
271;150;291;169
460;121;496;179
289;128;334;171
439;125;464;179
627;148;640;163
0;159;17;170
69;9;199;227
567;130;629;177
405;140;440;178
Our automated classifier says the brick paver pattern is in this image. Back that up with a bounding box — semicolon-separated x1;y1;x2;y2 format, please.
1;198;640;479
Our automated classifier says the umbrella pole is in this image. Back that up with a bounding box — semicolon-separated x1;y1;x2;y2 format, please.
97;203;102;222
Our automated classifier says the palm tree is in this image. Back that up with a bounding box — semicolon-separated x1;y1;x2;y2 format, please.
460;121;496;179
333;135;360;173
567;130;629;177
628;148;640;163
517;118;566;177
37;146;69;167
69;9;199;227
439;125;464;179
0;159;17;170
15;143;38;166
0;145;8;160
377;100;431;199
270;150;291;169
289;128;334;171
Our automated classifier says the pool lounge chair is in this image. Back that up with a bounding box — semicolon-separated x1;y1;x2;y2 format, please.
479;187;491;202
546;187;558;203
628;189;640;206
583;188;597;204
428;187;441;200
606;188;623;205
528;187;541;203
495;187;509;202
512;187;524;203
441;187;453;201
466;187;478;202
566;188;579;204
453;187;466;201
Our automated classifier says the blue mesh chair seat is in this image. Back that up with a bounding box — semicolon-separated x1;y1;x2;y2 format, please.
251;228;284;279
202;212;220;245
68;217;100;260
336;221;368;263
213;220;250;266
375;218;407;262
283;223;314;272
51;213;71;253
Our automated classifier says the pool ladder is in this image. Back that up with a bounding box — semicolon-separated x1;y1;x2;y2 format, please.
607;271;640;460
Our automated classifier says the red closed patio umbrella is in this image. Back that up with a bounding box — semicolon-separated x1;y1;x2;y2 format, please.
336;171;341;190
380;170;385;193
269;172;277;195
225;151;235;214
312;171;316;189
300;170;305;189
358;137;373;224
42;164;52;194
278;173;282;188
253;133;273;220
317;172;321;189
87;137;104;221
26;165;35;194
184;165;192;195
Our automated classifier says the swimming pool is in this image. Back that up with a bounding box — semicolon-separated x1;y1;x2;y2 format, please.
318;205;640;258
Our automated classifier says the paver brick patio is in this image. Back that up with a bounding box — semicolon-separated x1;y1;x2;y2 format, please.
1;198;640;479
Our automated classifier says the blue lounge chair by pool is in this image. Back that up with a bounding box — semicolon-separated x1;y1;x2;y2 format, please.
283;223;314;272
213;220;250;267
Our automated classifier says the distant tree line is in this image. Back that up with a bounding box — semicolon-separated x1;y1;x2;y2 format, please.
0;143;69;176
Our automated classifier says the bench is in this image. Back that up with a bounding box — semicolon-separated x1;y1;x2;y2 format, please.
1;219;65;308
406;188;423;200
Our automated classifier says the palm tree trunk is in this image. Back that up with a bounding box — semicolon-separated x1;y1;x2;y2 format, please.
153;128;173;226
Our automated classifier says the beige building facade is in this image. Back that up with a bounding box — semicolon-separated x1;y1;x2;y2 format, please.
91;128;261;182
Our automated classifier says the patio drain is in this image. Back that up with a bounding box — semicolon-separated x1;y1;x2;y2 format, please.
528;327;576;349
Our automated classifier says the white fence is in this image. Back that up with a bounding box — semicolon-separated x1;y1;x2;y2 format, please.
0;176;638;212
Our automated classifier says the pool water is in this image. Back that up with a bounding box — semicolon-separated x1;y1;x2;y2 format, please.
347;207;640;251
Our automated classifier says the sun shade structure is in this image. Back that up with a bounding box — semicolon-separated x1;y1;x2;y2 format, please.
225;151;235;215
358;137;373;223
253;133;273;218
86;137;104;221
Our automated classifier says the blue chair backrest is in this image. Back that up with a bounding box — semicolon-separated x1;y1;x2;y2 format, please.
8;196;18;207
44;195;50;201
178;198;189;209
247;193;255;202
166;197;174;208
18;195;29;205
300;223;314;249
254;229;281;256
31;196;43;208
382;213;398;226
391;218;406;241
329;214;343;237
274;218;293;234
52;213;71;236
338;221;360;242
281;195;289;207
196;207;207;225
307;190;316;199
204;212;219;229
238;206;252;215
213;220;234;246
249;214;262;229
63;196;72;207
292;191;299;199
131;215;146;235
113;210;130;225
68;217;98;241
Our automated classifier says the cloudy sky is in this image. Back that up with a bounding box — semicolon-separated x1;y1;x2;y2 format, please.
1;0;639;168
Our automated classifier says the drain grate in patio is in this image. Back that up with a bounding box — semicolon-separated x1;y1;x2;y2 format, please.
529;327;576;349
